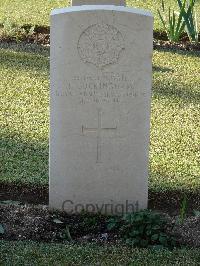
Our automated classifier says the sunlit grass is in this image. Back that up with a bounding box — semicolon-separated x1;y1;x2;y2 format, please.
150;49;200;191
0;0;199;30
0;43;49;184
0;43;199;190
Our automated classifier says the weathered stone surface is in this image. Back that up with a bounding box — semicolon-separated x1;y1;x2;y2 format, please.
72;0;125;6
50;6;153;214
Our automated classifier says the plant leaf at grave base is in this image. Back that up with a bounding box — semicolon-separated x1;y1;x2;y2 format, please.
193;210;200;217
0;224;5;234
0;200;21;205
53;218;63;224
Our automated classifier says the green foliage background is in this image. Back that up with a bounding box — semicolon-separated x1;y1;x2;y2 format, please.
0;0;199;30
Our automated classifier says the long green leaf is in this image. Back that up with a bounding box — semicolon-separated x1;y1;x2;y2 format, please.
174;0;187;39
177;21;186;40
0;224;4;234
194;9;199;41
177;0;197;41
172;11;176;37
162;0;165;12
168;8;174;41
157;9;167;32
157;0;196;42
175;14;183;38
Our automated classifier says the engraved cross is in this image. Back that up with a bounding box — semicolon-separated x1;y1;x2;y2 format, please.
82;109;117;163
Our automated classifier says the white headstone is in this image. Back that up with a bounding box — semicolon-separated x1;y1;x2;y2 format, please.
72;0;125;6
50;5;153;214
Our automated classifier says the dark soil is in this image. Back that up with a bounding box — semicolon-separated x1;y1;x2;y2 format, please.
0;204;113;244
0;25;200;51
1;183;200;217
149;190;200;216
170;215;200;248
0;183;48;205
0;203;200;247
1;183;200;247
153;39;200;52
153;30;200;51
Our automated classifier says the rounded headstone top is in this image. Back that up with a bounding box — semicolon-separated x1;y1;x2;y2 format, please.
72;0;125;6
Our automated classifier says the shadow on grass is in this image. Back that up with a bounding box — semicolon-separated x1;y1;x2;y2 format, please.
0;42;49;74
153;65;174;73
1;130;200;214
153;79;200;104
0;41;49;56
0;131;48;185
154;45;200;58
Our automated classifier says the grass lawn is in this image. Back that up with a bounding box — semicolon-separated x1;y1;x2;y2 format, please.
0;0;200;30
0;241;200;265
0;42;199;192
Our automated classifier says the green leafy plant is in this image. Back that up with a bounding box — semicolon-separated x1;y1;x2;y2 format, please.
71;212;104;236
107;217;119;231
0;200;21;205
59;226;72;242
2;19;24;41
177;0;199;42
193;210;200;217
1;19;35;42
107;210;176;248
158;0;199;42
53;218;63;224
179;195;188;224
157;0;186;42
0;224;5;235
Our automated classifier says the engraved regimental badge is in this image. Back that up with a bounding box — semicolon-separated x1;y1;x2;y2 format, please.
78;24;125;69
